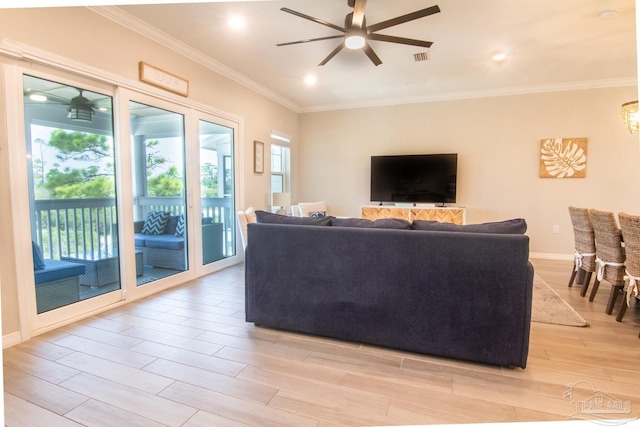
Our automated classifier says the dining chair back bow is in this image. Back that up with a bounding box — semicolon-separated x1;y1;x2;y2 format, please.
568;206;597;296
615;212;640;321
588;209;626;314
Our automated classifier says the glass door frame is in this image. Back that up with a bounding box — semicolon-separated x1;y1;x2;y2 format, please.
190;110;241;277
8;65;124;334
116;89;194;301
6;64;244;340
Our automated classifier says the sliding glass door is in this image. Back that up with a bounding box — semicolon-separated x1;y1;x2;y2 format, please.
23;74;120;313
130;101;187;286
199;119;236;264
16;71;241;335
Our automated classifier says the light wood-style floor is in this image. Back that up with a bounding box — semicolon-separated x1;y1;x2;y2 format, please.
4;259;640;426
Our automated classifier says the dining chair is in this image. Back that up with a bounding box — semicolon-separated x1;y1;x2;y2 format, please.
615;212;640;322
588;209;626;314
567;206;597;296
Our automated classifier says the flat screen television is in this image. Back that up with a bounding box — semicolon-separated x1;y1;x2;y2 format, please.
370;153;457;204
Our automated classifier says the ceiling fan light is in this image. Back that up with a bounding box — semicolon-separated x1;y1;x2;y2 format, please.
67;93;95;122
345;34;366;50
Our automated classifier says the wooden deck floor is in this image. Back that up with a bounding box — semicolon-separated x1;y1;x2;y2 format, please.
3;258;640;426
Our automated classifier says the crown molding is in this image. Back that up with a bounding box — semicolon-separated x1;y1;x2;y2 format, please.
299;77;638;113
88;6;302;113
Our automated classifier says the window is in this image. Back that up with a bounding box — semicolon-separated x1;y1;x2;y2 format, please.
270;144;290;212
270;144;286;192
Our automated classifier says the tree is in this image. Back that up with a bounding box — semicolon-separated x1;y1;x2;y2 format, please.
36;130;115;199
201;162;218;197
145;139;168;174
147;166;183;196
48;129;111;162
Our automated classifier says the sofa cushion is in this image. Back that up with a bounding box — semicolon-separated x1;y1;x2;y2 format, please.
255;210;333;226
412;218;527;234
142;211;170;235
371;218;413;229
331;217;413;230
175;214;186;237
143;234;185;250
32;241;46;270
34;259;86;285
134;233;147;247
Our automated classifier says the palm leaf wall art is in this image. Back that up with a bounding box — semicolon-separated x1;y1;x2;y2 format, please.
539;138;587;178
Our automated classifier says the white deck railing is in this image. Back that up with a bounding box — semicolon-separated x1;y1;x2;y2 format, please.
33;196;235;260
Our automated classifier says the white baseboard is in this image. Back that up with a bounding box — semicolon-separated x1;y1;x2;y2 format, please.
530;252;573;261
3;331;22;349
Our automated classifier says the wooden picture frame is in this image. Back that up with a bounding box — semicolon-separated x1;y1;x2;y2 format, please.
539;138;587;178
139;62;189;97
254;141;264;174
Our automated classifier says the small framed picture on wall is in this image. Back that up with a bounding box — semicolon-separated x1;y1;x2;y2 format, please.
254;140;264;174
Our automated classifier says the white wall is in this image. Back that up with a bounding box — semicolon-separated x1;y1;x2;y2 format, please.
299;87;640;256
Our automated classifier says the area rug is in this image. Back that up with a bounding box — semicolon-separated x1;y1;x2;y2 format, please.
532;274;590;327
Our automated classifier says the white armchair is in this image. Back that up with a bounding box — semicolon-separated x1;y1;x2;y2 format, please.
236;207;256;251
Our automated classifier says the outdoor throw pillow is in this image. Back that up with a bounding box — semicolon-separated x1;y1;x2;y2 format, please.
309;210;327;218
412;218;527;234
32;241;46;270
255;210;333;226
142;210;170;235
175;214;186;237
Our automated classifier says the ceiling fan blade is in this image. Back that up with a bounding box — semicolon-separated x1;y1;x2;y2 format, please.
362;43;382;66
280;7;346;33
351;0;367;29
367;33;433;48
367;5;441;33
277;35;344;47
319;43;345;66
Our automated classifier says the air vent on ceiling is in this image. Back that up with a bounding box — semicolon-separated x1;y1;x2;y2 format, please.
414;52;431;62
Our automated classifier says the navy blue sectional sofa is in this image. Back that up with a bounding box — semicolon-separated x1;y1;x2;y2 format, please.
245;213;534;368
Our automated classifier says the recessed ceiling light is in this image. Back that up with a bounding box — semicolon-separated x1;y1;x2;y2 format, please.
304;74;317;86
491;52;507;62
228;14;245;30
29;94;47;102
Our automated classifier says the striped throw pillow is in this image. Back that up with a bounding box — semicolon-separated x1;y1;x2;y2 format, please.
141;211;170;235
175;214;186;237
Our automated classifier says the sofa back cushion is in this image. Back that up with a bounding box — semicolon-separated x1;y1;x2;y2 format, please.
255;210;333;226
162;214;180;235
332;217;412;230
413;218;527;234
32;241;46;270
142;211;170;235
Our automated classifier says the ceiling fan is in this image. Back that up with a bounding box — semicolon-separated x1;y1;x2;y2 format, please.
276;0;440;66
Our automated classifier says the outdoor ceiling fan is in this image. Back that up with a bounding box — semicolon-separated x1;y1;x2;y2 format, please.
24;86;104;122
276;0;440;66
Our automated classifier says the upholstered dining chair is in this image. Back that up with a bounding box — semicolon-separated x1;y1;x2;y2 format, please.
615;212;640;322
567;206;597;296
588;209;626;314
